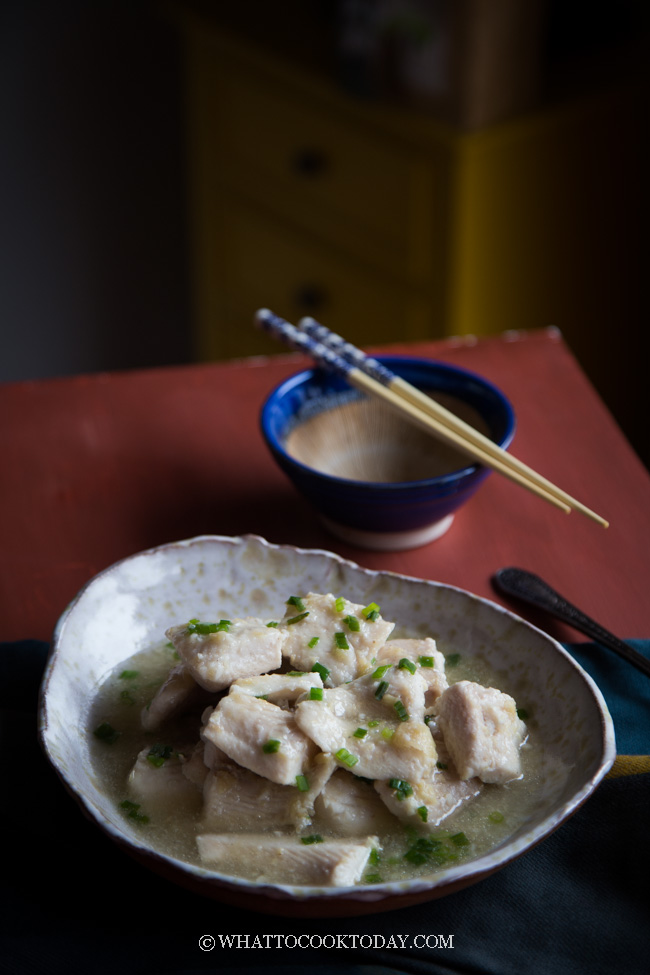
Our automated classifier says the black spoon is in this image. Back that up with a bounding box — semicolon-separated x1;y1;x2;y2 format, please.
493;566;650;680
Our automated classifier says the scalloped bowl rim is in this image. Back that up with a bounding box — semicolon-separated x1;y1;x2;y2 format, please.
39;534;615;909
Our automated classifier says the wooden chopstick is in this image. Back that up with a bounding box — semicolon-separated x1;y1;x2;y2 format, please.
299;316;609;529
254;309;608;526
341;368;572;514
389;373;607;526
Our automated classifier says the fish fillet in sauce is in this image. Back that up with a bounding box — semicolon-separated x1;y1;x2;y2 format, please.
101;591;531;888
436;681;527;784
295;667;438;781
196;833;378;886
202;689;318;786
166;618;284;693
279;592;394;685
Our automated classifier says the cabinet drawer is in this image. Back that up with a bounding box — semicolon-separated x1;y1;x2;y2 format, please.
221;71;412;234
190;41;444;281
198;198;433;360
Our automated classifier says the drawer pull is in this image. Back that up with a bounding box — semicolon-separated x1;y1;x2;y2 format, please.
294;285;329;311
291;148;329;177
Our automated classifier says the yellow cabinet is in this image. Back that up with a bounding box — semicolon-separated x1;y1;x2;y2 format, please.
201;193;436;360
183;19;453;360
181;12;644;389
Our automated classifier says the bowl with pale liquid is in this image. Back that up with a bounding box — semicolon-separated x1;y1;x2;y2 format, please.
260;357;515;550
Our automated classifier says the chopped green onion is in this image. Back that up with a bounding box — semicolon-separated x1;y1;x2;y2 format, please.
286;670;306;676
262;739;281;754
193;623;220;636
187;619;231;635
388;777;407;790
309;687;323;701
388;778;413;800
119;669;139;680
381;727;395;741
446;653;461;667
436;761;448;770
375;680;389;700
93;722;120;744
119;800;149;825
335;597;345;612
300;834;323;845
287;611;309;625
334;631;349;650
397;658;416;674
451;832;470;847
417;805;428;822
371;664;392;679
424;714;434;725
364;873;383;883
517;707;529;721
286;595;306;612
403;836;453;866
186;620;214;634
368;720;380;728
403;845;428;865
295;774;310;792
165;641;175;650
255;694;268;700
393;700;409;722
369;847;381;865
418;655;434;668
353;727;368;738
362;602;380;619
266;621;279;628
311;662;330;682
335;747;359;768
147;743;173;767
489;811;504;824
343;614;360;631
307;636;320;648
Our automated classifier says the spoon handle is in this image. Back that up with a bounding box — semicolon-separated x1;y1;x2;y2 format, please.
493;567;650;680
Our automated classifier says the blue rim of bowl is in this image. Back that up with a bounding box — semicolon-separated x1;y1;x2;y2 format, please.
260;356;516;492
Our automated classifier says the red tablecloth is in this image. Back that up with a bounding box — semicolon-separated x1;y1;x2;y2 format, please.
1;327;648;643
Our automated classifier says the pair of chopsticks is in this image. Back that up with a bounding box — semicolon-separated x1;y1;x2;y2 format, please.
254;308;608;528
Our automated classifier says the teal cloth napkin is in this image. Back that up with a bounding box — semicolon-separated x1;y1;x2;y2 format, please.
564;639;650;755
2;639;649;975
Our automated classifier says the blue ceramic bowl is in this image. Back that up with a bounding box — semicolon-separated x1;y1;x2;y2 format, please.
260;357;515;550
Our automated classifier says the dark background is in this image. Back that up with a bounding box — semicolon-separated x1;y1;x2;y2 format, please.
1;0;648;464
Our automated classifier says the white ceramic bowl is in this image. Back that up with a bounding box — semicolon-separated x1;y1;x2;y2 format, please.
39;535;615;917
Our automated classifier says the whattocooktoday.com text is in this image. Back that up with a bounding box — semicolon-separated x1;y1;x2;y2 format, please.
198;933;454;951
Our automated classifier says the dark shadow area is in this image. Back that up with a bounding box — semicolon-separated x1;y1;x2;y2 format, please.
0;0;191;381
